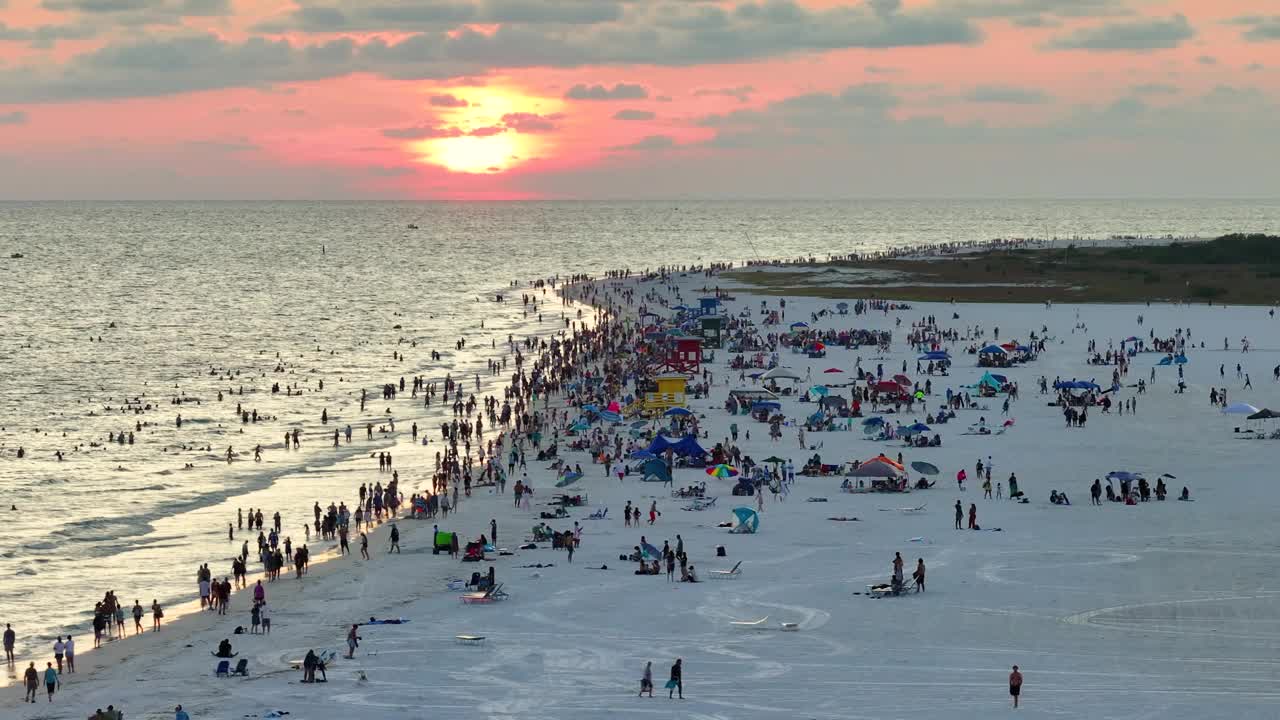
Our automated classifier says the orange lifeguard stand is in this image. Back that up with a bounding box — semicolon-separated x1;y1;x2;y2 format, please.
662;338;702;374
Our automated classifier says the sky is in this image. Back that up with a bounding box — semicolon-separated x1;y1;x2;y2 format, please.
0;0;1276;200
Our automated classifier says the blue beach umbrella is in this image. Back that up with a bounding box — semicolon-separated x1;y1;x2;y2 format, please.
664;407;692;417
809;386;830;397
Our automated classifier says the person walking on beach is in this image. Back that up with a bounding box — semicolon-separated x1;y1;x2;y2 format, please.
3;623;15;665
360;532;370;560
1009;665;1023;708
63;635;74;673
53;636;64;673
389;523;401;553
667;658;683;699
151;600;163;631
43;661;58;702
132;600;144;635
639;661;654;697
346;624;360;659
24;662;39;702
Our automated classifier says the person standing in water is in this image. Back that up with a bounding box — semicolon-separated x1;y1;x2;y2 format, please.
1009;665;1023;708
3;623;15;665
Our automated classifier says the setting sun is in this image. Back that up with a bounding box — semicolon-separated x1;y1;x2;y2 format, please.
404;84;561;174
419;133;524;174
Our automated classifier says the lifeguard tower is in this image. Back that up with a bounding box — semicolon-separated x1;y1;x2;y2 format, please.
697;297;721;316
661;337;703;374
644;374;688;413
700;316;725;349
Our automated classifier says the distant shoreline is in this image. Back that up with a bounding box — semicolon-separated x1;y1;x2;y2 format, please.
722;234;1280;306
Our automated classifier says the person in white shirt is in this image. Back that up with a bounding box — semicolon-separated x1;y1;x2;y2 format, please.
64;637;74;673
52;638;65;674
259;603;271;634
199;579;211;610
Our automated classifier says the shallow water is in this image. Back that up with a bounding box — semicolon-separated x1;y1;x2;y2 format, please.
0;199;1275;654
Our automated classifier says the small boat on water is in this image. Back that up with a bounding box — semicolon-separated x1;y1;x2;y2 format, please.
407;224;419;230
10;253;22;259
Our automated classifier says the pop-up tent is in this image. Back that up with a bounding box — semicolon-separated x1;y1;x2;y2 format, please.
730;507;759;534
641;458;672;483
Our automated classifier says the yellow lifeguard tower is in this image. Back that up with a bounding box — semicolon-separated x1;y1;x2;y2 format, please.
644;373;688;413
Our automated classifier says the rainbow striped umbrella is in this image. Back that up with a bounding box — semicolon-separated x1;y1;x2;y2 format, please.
706;464;740;479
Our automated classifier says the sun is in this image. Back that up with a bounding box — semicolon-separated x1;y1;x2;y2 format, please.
424;133;523;174
405;84;559;174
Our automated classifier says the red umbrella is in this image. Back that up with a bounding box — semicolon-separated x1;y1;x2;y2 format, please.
873;381;901;393
823;368;843;374
893;374;912;386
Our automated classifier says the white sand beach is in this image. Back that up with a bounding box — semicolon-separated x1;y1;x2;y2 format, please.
7;269;1280;720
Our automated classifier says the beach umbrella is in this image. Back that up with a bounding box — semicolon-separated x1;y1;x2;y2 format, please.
809;386;830;397
582;404;599;413
790;322;809;329
850;462;900;478
630;420;649;428
601;411;623;423
906;422;931;434
608;401;622;413
1106;471;1144;482
664;407;692;417
706;464;740;478
893;374;912;386
629;450;656;460
764;456;786;464
569;421;590;431
862;416;885;426
1174;354;1188;364
824;368;843;374
1222;402;1260;415
910;461;940;476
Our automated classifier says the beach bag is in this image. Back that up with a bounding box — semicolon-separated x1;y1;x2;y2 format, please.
664;680;678;689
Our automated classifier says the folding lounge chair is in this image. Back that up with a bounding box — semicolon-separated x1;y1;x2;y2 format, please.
214;660;230;678
709;561;742;579
232;658;249;677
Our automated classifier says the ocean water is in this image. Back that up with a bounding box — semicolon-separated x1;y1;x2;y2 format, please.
0;199;1276;656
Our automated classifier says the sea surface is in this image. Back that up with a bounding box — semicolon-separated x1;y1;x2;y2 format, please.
1;199;1277;660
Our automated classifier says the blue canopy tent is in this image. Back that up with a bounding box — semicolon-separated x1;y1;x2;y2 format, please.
646;435;706;458
751;401;782;412
790;322;809;330
980;344;1007;355
919;350;951;360
641;458;672;483
1054;380;1101;391
730;507;760;534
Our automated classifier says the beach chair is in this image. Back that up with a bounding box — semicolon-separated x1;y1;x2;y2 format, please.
231;659;249;677
709;561;742;579
461;583;509;605
586;507;608;520
684;496;717;511
214;660;230;678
